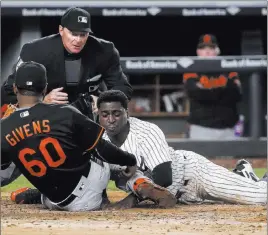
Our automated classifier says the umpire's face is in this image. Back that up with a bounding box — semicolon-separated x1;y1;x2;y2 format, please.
98;102;128;136
59;26;89;54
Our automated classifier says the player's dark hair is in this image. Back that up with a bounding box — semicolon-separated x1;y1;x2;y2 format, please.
97;90;128;109
17;88;43;97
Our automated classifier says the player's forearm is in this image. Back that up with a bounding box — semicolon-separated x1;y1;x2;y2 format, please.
96;139;137;166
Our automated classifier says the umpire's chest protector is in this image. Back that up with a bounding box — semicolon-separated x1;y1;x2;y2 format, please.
20;34;112;99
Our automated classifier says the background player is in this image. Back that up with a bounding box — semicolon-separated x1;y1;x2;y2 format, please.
97;90;267;206
1;62;175;211
183;34;242;140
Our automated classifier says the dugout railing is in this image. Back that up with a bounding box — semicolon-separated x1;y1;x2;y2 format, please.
120;55;267;157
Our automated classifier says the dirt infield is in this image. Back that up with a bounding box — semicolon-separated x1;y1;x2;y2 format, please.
1;191;267;235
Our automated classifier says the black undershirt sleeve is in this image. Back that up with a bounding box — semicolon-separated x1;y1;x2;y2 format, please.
95;138;137;166
152;161;173;187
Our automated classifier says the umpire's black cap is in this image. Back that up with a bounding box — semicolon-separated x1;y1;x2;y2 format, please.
15;61;47;93
61;7;92;33
197;34;218;48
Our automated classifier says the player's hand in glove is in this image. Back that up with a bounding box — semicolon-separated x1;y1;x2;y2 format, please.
122;165;138;178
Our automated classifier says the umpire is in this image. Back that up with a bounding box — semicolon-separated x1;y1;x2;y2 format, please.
2;7;132;115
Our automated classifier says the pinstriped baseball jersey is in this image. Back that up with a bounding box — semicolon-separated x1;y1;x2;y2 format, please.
103;117;267;205
102;117;172;174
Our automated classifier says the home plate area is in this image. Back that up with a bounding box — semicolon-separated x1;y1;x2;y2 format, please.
1;191;266;235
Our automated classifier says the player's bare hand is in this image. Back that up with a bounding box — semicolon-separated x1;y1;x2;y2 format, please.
234;79;241;87
43;87;69;104
102;193;138;210
122;165;138;178
91;95;98;113
196;82;204;89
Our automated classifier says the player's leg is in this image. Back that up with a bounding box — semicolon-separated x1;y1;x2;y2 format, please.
11;188;41;204
167;151;205;204
233;159;260;181
12;165;176;209
42;160;110;211
189;125;236;140
166;150;186;197
178;150;267;205
189;125;221;140
1;163;21;187
1;164;41;205
220;128;237;140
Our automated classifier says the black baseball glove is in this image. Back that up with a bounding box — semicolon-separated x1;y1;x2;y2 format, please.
71;93;94;120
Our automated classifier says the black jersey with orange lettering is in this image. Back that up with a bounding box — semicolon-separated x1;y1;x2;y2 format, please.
1;103;105;202
183;72;242;128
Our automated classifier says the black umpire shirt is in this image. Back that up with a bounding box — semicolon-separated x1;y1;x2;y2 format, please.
1;34;132;105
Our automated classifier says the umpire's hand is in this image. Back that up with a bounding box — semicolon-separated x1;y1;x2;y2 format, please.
43;87;69;104
91;95;98;113
122;165;138;178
